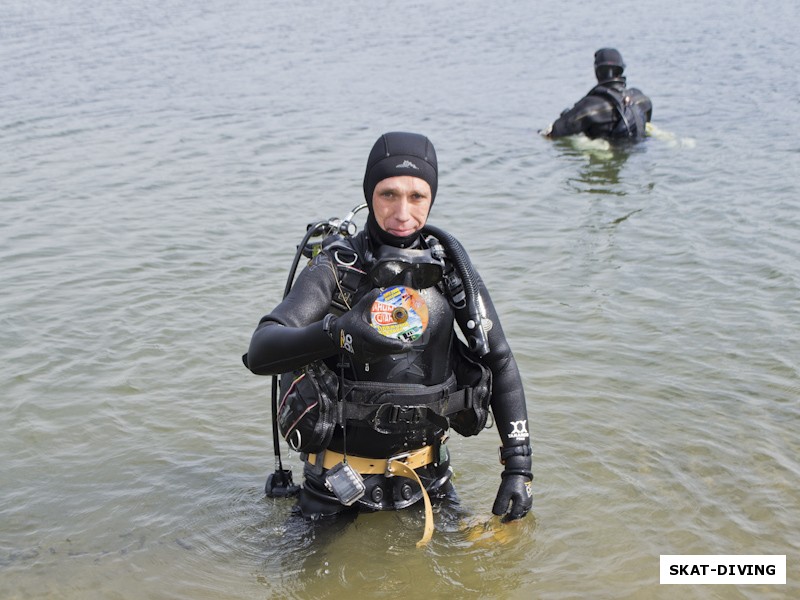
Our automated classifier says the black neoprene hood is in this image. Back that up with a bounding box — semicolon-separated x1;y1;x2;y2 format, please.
594;47;625;70
363;132;438;208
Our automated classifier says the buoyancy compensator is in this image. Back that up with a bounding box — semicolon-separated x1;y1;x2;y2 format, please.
264;204;368;498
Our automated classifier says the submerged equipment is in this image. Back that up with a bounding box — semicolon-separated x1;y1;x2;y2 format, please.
310;446;438;546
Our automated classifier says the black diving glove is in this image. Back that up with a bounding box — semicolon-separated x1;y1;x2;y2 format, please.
492;453;533;522
325;289;412;362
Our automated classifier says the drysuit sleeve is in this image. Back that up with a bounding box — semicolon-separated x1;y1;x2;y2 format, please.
471;274;533;520
473;276;531;451
548;94;616;139
244;254;339;375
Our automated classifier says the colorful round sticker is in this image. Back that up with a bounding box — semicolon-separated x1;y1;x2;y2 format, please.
370;286;428;342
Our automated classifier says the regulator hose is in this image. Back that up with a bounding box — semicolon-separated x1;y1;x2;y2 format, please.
422;224;490;357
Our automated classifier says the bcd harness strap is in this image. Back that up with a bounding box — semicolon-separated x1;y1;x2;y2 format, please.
324;240;366;314
331;260;364;313
590;85;633;136
337;373;471;432
307;445;436;546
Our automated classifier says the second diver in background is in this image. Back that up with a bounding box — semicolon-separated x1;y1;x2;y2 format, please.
543;48;652;142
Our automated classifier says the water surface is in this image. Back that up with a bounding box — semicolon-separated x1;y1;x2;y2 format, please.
1;1;798;598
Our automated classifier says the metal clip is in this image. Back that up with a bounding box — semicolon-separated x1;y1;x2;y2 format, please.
385;452;411;477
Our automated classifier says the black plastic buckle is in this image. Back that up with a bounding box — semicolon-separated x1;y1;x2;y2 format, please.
372;404;424;429
390;405;423;424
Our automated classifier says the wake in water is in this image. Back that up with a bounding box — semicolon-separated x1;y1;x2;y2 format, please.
540;121;696;153
644;122;696;149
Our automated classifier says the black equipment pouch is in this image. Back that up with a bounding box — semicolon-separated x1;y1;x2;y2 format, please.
277;361;338;453
449;340;492;437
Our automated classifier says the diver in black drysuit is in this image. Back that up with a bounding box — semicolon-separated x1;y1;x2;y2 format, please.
545;48;652;141
243;132;532;526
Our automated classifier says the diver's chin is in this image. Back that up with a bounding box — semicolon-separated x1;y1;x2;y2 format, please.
386;227;418;237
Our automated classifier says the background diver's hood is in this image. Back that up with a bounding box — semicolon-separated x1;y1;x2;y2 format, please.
594;47;626;84
594;47;625;70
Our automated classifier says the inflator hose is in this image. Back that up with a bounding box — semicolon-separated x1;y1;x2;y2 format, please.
422;224;490;357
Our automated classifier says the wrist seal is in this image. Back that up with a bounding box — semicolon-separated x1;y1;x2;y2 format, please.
500;469;533;480
498;444;532;465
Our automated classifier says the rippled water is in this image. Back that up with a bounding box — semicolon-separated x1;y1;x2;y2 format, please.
1;1;798;598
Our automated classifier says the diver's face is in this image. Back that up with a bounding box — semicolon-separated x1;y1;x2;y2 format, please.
371;176;432;238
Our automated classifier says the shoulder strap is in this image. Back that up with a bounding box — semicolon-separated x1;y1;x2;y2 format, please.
589;85;632;135
321;234;368;314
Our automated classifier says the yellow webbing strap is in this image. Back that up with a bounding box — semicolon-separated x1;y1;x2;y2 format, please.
307;446;436;547
386;458;434;547
308;445;434;474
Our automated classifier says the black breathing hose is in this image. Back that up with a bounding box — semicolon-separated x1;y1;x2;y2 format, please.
422;224;490;357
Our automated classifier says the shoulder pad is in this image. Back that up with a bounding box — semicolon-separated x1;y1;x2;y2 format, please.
320;233;350;252
320;235;362;267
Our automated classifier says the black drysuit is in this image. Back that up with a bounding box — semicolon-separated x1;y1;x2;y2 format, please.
245;228;532;517
549;77;652;140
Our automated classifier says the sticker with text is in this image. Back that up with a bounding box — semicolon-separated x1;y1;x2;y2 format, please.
660;555;785;585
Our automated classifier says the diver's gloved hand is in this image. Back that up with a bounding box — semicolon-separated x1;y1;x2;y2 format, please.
325;289;412;362
492;453;533;522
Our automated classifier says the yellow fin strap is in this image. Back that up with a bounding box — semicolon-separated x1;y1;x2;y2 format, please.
387;459;434;547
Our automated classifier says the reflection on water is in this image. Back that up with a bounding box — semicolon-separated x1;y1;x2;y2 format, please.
555;135;641;196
